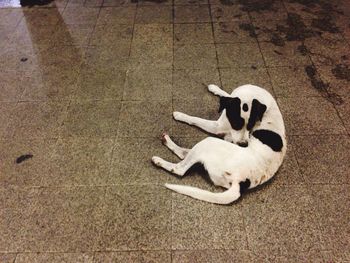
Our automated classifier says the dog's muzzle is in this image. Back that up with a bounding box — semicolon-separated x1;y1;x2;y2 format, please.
237;141;248;147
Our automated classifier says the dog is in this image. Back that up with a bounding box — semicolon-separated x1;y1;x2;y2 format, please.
173;84;275;146
152;84;286;204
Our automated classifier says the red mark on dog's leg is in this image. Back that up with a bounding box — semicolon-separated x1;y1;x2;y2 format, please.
161;132;168;144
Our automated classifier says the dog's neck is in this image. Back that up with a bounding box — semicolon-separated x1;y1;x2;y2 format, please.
257;101;285;138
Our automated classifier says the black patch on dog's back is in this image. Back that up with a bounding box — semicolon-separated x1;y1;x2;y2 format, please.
218;97;244;130
252;129;283;152
247;99;267;130
239;179;251;194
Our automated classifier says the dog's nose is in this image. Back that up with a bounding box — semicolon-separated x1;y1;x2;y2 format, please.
238;141;248;147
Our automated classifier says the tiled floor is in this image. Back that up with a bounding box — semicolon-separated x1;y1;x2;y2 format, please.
0;0;349;262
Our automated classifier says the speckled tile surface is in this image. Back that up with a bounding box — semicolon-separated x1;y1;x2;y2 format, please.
0;0;349;261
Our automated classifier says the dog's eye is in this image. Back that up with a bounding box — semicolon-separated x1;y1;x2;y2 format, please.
243;103;248;112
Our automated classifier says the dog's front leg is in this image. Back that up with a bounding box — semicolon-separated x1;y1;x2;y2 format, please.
173;111;225;136
208;84;230;97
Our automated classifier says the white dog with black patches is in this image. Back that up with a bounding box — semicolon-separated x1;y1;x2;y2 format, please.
152;84;287;204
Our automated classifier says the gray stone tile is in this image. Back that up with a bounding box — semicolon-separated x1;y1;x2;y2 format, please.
316;64;350;98
268;66;321;97
15;253;94;263
62;7;100;25
213;21;256;43
135;6;173;24
123;68;172;100
51;24;95;46
219;66;274;94
172;250;254;263
89;24;133;46
210;5;249;22
174;23;213;44
4;101;68;139
61;100;121;138
0;71;31;102
94;251;171;263
84;45;131;71
0;46;39;72
311;185;350;261
0;9;23;26
74;64;126;101
277;96;346;135
260;41;312;67
118;100;172;137
216;42;264;68
242;184;323;255
172;192;247;249
42;137;115;186
22;8;64;26
335;97;350;133
305;36;350;67
0;102;15;139
129;42;173;69
173;68;221;100
0;138;57;187
174;5;211;23
24;186;106;252
0;253;16;263
174;44;217;69
97;7;136;24
133;24;173;46
172;97;219;137
101;185;171;250
291;135;350;184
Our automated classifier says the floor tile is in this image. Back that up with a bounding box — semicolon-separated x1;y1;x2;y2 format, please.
51;23;95;46
174;23;213;44
216;42;264;68
210;5;249;22
4;101;68;139
219;66;274;94
97;6;136;25
15;253;94;263
94;251;171;263
0;9;23;26
123;68;172;100
75;64;126;101
137;0;173;5
172;250;254;263
174;44;217;69
0;138;57;187
173;68;221;100
0;254;16;263
335;97;350;133
61;100;121;138
174;0;207;4
118;100;172;137
133;24;173;45
268;66;322;97
278;96;346;135
174;5;211;23
22;8;64;26
129;42;173;69
89;24;133;46
0;71;32;102
135;6;172;24
249;0;287;21
172;97;219;137
62;7;100;25
0;102;15;139
102;0;137;6
291;135;350;184
101;185;171;250
213;20;256;43
260;41;312;67
0;46;39;72
172;192;247;249
42;137;115;186
242;184;322;255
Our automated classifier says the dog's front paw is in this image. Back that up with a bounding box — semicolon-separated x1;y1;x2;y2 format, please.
161;132;169;144
152;156;163;166
173;111;186;121
208;84;220;94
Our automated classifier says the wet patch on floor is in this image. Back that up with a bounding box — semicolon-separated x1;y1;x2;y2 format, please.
131;0;168;3
16;154;33;164
220;0;235;6
238;23;257;37
331;64;350;81
238;0;275;12
19;0;53;7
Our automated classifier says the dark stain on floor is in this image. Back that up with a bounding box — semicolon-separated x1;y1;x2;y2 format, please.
271;33;285;46
131;0;168;3
238;23;257;37
297;43;308;56
220;0;235;6
19;0;53;7
16;154;33;164
331;64;350;81
239;0;275;12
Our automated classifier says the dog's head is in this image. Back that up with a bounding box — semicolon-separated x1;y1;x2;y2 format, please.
219;96;267;146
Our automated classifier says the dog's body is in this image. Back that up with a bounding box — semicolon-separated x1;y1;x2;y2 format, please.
152;84;287;204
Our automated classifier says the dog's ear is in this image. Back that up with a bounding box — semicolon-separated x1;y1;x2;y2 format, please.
247;99;267;131
219;97;245;130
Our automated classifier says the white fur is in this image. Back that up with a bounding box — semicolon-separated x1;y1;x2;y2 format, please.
153;84;287;204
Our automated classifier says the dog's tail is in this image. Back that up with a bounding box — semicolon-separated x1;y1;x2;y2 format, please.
165;183;240;205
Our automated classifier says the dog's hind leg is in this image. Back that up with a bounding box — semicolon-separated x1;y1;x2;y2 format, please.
161;132;189;159
208;84;230;97
152;151;198;176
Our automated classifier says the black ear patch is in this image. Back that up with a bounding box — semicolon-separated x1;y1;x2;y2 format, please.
247;99;267;131
219;97;244;130
252;129;283;152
